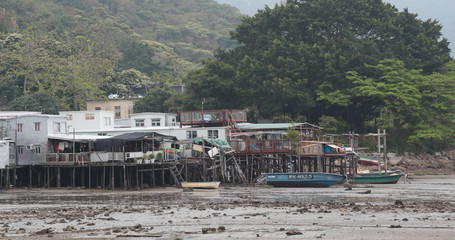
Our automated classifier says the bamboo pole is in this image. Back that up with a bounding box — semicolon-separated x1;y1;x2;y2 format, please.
383;129;387;173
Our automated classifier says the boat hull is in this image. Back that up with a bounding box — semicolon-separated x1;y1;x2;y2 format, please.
348;173;403;184
181;181;220;189
265;173;344;187
358;156;379;166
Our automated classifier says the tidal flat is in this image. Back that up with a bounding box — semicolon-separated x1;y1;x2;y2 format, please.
0;176;454;239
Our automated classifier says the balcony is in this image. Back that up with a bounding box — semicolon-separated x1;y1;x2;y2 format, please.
229;139;291;154
180;109;247;127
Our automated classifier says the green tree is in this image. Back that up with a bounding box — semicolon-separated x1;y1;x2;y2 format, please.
348;59;455;152
133;87;174;113
8;91;60;114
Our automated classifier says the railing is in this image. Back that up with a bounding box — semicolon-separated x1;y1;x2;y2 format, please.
180;109;247;126
229;139;291;154
47;151;164;164
46;153;90;164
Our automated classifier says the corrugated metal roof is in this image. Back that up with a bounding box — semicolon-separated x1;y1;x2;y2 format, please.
238;123;317;130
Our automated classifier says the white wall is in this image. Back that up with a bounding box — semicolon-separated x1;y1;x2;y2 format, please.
60;111;114;131
130;112;177;128
0;141;9;168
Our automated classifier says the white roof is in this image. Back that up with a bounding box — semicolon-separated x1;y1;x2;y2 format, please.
0;111;41;117
48;134;112;141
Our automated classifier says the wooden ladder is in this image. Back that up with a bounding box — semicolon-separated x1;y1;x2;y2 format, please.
169;161;184;187
228;155;248;184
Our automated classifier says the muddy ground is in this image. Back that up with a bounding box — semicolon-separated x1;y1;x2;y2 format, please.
0;175;454;239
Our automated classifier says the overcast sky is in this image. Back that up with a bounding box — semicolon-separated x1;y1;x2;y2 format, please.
215;0;454;56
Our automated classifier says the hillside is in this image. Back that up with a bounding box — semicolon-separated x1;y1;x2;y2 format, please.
0;0;243;111
0;0;242;63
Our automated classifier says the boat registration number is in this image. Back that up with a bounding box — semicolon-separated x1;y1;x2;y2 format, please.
288;174;313;179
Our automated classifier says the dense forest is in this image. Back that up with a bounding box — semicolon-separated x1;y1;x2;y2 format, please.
1;0;455;153
0;0;241;110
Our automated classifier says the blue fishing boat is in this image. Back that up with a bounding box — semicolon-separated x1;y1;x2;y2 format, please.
265;172;344;187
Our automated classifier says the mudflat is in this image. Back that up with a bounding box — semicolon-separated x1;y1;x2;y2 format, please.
0;175;454;239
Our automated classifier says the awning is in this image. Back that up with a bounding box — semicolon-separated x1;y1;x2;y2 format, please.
96;132;177;148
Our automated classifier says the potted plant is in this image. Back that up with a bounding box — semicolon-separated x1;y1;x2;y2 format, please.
146;153;155;163
156;152;163;162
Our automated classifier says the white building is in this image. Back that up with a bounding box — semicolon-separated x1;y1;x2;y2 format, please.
0;112;68;165
130;112;177;128
59;111;114;132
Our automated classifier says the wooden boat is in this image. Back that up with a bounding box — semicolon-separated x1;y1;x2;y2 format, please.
348;171;404;184
181;181;221;189
265;173;344;187
358;156;379;166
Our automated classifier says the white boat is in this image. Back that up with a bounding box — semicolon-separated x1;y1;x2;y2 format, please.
181;181;221;189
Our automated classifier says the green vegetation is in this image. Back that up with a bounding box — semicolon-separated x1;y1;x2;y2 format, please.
1;0;454;153
184;0;454;152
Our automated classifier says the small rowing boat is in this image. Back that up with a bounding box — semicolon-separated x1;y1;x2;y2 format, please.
181;181;221;189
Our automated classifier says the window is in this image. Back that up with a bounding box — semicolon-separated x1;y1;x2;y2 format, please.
85;113;95;120
104;117;111;126
54;122;61;133
66;114;73;120
135;119;145;127
171;118;176;126
151;118;161;126
115;106;121;118
35;145;41;154
95;107;101;110
186;130;197;139
34;122;40;132
208;130;219;139
17;124;23;132
18;146;24;154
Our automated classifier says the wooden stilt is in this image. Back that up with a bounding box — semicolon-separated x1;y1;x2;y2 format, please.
111;165;115;190
136;166;139;189
72;167;75;188
123;165;127;190
13;167;16;188
57;167;61;188
29;166;32;188
161;165;164;185
103;166;106;189
88;164;91;189
152;165;155;188
6;167;10;189
37;167;41;187
47;167;50;188
82;167;86;188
